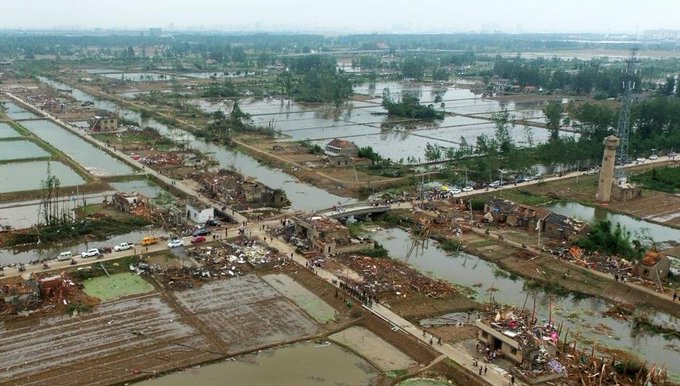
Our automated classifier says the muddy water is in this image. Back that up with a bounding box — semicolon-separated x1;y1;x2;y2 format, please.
138;342;378;386
0;140;49;161
0;160;84;194
545;201;680;243
19;119;134;176
38;78;350;210
371;227;680;376
0;227;168;265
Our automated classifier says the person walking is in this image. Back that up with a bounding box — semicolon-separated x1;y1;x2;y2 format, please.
511;374;515;385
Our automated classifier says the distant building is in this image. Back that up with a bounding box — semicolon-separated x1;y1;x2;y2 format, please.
186;201;215;224
88;113;118;132
637;251;671;281
325;138;359;158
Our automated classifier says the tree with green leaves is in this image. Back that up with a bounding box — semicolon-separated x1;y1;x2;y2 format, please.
544;102;563;142
493;109;514;153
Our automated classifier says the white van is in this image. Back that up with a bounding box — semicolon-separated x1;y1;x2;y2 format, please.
57;251;73;261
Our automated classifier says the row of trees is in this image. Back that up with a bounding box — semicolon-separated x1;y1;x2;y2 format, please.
492;57;640;96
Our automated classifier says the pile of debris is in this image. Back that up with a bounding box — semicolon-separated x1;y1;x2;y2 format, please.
475;305;565;384
1;272;99;318
336;254;457;300
154;239;284;290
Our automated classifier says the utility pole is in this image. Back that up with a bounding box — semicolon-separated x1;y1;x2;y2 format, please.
615;46;640;180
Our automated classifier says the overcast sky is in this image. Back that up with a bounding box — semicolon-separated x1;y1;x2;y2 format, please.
4;0;678;33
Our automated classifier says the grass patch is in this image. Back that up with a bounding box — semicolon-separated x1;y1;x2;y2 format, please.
493;189;553;206
83;272;155;301
630;167;680;193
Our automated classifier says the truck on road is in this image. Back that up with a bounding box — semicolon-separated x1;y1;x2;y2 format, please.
141;236;160;246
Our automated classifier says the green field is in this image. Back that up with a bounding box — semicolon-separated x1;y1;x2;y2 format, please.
83;272;154;301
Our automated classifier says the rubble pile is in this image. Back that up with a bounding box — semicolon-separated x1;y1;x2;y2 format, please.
0;272;99;317
337;254;457;300
154;240;284;290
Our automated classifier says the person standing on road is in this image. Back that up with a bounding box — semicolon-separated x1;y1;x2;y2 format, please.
511;374;515;384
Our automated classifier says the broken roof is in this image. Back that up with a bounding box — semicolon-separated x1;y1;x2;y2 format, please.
326;138;357;149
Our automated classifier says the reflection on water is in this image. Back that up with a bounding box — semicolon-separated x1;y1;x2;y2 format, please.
139;342;378;386
370;227;680;376
38;77;349;211
0;161;84;194
545;201;680;243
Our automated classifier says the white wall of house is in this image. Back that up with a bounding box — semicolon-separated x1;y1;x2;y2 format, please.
186;204;215;224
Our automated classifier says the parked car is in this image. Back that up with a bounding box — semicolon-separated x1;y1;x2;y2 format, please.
113;242;133;252
57;251;73;261
649;154;658;160
168;238;184;248
191;236;206;244
450;187;462;195
489;180;501;188
81;248;100;258
192;228;210;237
205;219;221;227
462;186;474;192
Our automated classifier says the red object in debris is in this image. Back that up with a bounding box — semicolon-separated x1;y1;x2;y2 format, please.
191;236;206;244
131;154;141;160
132;368;141;375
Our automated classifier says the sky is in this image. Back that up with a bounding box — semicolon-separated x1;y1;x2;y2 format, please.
4;0;680;34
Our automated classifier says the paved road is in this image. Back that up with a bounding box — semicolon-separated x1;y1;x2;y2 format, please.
5;91;678;384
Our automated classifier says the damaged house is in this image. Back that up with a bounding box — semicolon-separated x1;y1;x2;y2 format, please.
292;215;374;256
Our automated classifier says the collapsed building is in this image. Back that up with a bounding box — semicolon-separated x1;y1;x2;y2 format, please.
291;214;374;256
484;198;589;241
475;308;565;384
192;169;289;209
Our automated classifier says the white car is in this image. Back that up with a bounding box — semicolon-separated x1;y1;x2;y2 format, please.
450;188;462;195
113;242;133;252
648;154;658;160
462;186;474;192
81;248;100;258
168;239;184;248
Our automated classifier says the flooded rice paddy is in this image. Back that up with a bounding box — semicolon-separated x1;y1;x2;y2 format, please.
0;122;21;138
109;179;166;199
0;139;49;161
2;101;39;120
19;119;135;176
39;77;350;210
262;274;337;323
371;227;680;375
139;341;379;386
0;160;84;194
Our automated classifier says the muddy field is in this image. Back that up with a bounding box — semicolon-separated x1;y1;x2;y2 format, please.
0;293;217;385
171;274;319;354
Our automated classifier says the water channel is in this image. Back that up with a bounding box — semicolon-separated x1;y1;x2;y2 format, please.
138;341;378;386
38;77;350;211
0;226;168;266
545;201;680;243
370;227;680;377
